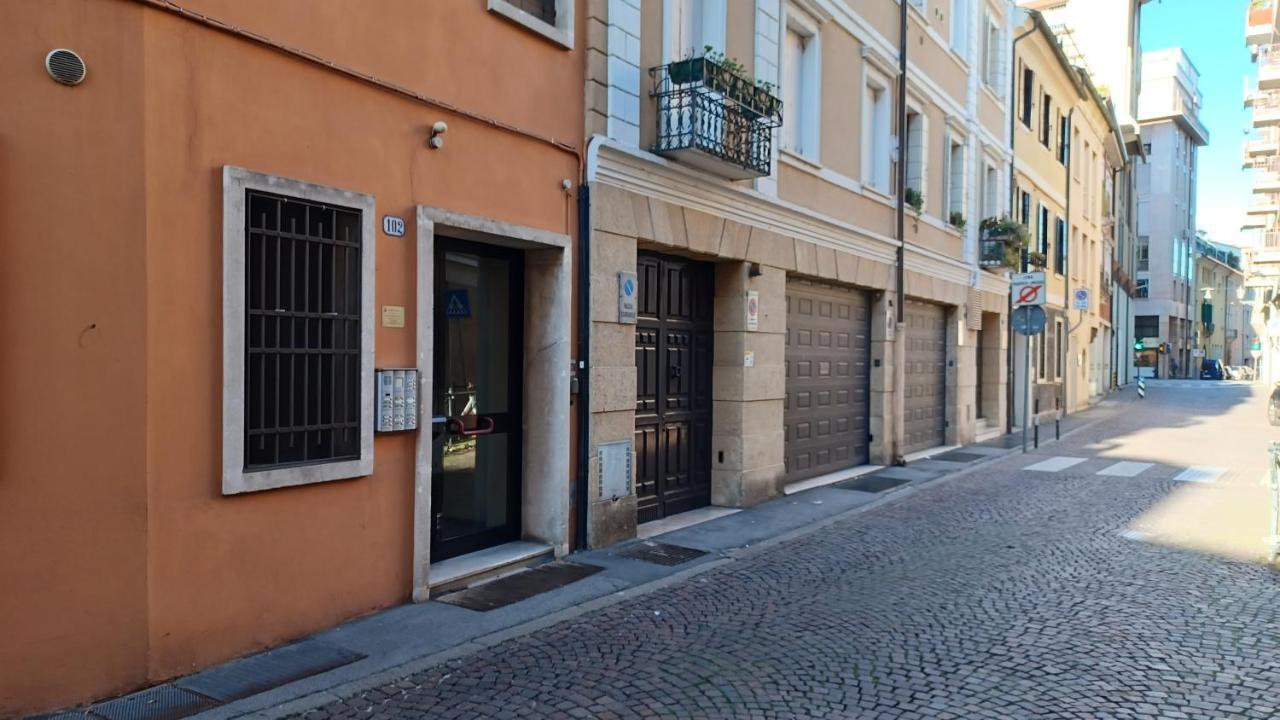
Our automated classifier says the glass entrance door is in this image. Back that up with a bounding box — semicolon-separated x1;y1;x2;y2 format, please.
431;239;523;562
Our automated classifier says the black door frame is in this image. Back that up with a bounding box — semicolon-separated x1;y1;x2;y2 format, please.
634;251;713;524
431;237;524;562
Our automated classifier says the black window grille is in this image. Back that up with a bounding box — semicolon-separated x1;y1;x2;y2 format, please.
245;190;362;471
506;0;555;24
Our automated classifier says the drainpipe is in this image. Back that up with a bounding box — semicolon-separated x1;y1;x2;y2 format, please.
576;136;610;551
574;182;590;551
1062;107;1074;414
893;0;908;464
1006;21;1036;435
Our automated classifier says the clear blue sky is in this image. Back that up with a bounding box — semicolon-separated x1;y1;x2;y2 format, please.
1141;0;1255;248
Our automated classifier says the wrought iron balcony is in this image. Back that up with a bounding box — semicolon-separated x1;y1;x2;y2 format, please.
650;58;782;180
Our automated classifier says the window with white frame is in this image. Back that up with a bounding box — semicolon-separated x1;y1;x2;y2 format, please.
1020;65;1035;128
983;15;1001;89
946;133;965;221
905;107;926;204
1037;203;1049;255
983;161;999;219
663;0;728;62
952;0;969;58
908;0;926;11
782;10;820;159
488;0;575;49
863;69;893;192
222;166;375;495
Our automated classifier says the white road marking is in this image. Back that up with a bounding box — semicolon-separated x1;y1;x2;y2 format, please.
1025;456;1087;472
1097;461;1154;477
1173;466;1226;484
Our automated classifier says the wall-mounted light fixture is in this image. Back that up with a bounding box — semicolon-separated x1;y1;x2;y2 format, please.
429;121;448;149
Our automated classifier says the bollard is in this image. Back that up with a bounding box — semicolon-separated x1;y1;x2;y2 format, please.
1137;376;1146;399
1271;442;1280;564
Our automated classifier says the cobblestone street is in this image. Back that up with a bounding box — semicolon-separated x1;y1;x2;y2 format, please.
299;384;1280;720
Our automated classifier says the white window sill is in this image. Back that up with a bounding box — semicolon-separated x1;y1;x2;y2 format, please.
780;147;823;171
487;0;573;49
980;83;1004;105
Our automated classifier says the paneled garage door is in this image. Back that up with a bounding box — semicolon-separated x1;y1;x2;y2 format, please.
903;299;947;454
783;280;871;483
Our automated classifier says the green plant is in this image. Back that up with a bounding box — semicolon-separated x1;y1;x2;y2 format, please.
1027;251;1048;268
904;187;924;215
978;216;1030;269
949;211;966;230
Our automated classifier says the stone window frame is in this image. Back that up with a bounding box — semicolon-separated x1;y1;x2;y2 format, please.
221;166;376;495
488;0;575;50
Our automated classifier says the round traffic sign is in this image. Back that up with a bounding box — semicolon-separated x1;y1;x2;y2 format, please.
1012;305;1047;336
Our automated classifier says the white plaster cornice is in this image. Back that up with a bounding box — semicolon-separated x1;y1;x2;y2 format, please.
591;140;974;287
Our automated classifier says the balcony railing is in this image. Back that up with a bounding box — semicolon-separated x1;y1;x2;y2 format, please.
1246;129;1280;157
1255;92;1280;126
1259;43;1280;89
650;58;782;180
1267;230;1280;248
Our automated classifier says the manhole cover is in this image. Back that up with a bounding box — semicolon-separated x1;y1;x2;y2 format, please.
837;473;913;493
89;685;218;720
933;450;988;463
616;541;708;566
176;640;365;702
436;561;603;611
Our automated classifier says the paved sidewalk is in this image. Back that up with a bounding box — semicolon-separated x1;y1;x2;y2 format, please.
51;390;1143;720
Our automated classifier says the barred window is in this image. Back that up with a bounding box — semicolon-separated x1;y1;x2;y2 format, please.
504;0;555;25
245;190;362;470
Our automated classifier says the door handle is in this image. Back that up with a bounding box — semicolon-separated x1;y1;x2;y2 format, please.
447;415;496;437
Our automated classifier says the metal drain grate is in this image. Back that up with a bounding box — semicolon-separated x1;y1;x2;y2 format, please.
436;561;604;611
88;685;217;720
175;640;365;703
932;450;988;463
837;473;913;493
616;540;708;566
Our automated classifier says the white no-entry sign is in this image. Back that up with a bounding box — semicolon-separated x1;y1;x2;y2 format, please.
1011;271;1047;308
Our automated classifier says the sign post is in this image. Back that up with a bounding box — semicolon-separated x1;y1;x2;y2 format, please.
1011;272;1047;454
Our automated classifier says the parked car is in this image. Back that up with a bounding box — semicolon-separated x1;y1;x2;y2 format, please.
1199;358;1225;380
1270;384;1280;426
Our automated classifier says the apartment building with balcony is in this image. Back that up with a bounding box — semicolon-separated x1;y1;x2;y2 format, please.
1244;0;1280;385
1008;8;1127;423
1135;48;1208;378
581;0;1016;546
1017;0;1150;388
0;1;583;715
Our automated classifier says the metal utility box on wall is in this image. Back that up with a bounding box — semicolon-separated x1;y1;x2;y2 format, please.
376;369;418;432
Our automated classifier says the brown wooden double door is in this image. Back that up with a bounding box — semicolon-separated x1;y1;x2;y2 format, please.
634;252;713;523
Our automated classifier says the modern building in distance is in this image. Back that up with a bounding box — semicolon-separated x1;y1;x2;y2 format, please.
1244;0;1280;384
1134;48;1209;378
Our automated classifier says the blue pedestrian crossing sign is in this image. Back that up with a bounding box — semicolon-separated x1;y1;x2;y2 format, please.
445;289;471;319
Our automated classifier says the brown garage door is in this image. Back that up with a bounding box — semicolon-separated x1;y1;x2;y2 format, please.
903;299;947;454
784;279;871;483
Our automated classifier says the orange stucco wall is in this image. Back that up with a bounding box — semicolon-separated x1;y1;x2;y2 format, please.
1;0;582;714
0;0;151;713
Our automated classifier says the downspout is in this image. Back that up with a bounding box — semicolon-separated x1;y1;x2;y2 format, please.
576;136;610;550
1006;21;1036;434
893;0;908;464
1062;107;1074;414
574;182;590;551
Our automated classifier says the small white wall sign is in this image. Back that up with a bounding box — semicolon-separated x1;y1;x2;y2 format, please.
618;271;638;324
746;290;760;331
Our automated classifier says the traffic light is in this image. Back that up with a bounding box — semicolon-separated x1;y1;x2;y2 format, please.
1134;340;1144;351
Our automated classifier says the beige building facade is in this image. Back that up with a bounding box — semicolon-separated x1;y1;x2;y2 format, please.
583;0;1015;546
1010;9;1125;426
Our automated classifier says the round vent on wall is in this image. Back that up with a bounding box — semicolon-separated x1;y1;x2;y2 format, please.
45;49;86;86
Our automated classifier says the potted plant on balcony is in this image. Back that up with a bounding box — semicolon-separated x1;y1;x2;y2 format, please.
978;216;1029;269
905;187;924;216
1027;251;1048;269
949;212;966;230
